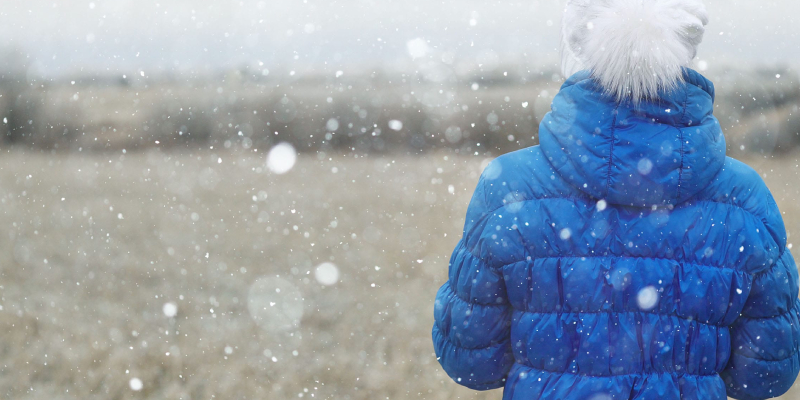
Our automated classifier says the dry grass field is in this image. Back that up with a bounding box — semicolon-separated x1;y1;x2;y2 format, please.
0;148;797;399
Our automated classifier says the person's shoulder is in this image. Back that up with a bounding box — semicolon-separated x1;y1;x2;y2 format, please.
479;146;584;209
696;156;784;237
481;146;544;181
700;156;770;203
719;156;765;184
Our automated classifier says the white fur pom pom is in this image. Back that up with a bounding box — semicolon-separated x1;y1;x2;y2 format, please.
562;0;709;104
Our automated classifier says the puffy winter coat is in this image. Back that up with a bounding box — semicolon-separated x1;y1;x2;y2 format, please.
432;69;800;400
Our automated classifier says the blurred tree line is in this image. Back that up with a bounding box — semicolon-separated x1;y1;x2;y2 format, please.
0;47;798;156
0;47;34;145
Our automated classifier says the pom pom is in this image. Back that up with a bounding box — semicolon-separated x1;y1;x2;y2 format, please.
562;0;709;104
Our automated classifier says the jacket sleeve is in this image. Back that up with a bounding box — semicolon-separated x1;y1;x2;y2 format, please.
431;171;514;390
722;241;800;398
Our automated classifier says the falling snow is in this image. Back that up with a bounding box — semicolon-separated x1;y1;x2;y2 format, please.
266;142;297;174
1;1;799;399
162;302;178;318
314;262;340;286
129;378;143;391
636;286;660;310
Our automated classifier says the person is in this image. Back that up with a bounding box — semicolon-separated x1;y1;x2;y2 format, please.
431;0;800;399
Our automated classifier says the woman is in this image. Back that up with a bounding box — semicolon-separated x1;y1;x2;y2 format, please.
432;1;800;399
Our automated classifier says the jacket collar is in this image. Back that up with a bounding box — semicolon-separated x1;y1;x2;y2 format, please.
538;68;726;207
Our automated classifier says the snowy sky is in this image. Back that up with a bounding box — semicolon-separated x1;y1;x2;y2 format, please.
2;0;798;77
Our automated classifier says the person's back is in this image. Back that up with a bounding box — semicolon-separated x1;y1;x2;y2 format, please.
432;1;800;399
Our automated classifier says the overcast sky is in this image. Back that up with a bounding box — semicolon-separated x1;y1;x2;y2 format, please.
2;0;798;77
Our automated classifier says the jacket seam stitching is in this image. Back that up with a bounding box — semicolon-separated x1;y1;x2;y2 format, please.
752;248;790;278
485;247;788;277
433;323;510;351
731;346;800;363
738;295;798;321
513;309;725;327
676;91;689;202
677;127;685;203
495;254;743;273
472;197;778;266
515;363;719;378
444;279;509;308
481;197;768;229
480;196;780;253
605;107;618;199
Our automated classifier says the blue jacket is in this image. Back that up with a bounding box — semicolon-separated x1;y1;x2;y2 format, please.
432;69;800;399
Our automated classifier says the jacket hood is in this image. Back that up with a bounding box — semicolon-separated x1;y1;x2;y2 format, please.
539;68;726;207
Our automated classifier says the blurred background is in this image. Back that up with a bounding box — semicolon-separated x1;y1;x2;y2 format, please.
0;0;798;399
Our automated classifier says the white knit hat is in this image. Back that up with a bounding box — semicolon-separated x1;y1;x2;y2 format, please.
561;0;709;103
